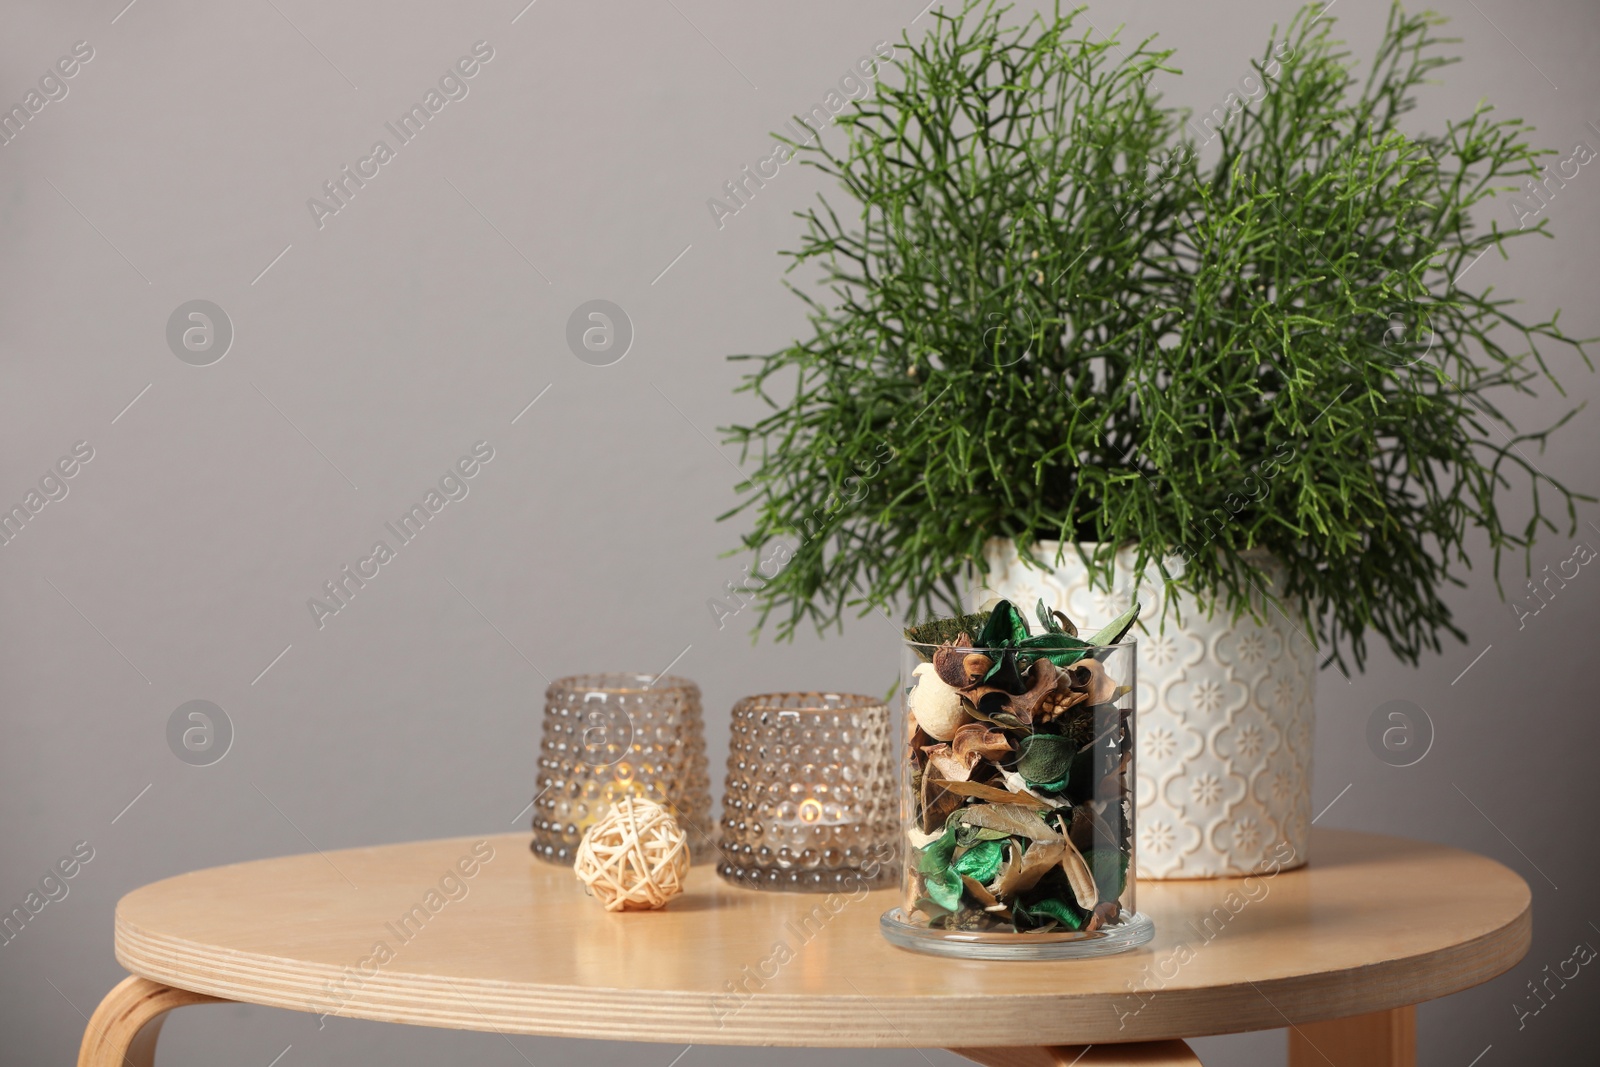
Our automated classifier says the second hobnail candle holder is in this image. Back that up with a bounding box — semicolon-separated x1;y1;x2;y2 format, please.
717;691;897;892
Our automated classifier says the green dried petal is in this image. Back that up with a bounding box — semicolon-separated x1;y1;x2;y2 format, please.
1014;896;1086;931
952;839;1005;884
1086;601;1141;647
1015;633;1094;672
1017;633;1091;653
1017;733;1076;788
976;600;1030;648
917;823;958;875
923;867;963;912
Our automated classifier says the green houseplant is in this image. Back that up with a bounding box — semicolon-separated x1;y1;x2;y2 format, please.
723;0;1588;666
721;1;1591;876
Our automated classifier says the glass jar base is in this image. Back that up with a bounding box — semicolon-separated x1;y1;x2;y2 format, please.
879;907;1155;959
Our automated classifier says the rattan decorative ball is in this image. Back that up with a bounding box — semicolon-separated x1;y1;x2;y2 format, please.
572;796;690;911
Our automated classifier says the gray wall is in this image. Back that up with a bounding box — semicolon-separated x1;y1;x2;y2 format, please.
2;1;1596;1065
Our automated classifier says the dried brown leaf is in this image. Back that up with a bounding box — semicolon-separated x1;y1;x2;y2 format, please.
920;765;964;833
938;779;1036;805
960;803;1062;841
991;839;1066;899
1061;834;1100;910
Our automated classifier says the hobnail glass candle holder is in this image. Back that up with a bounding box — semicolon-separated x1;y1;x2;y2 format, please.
717;691;897;892
880;640;1153;958
531;673;713;865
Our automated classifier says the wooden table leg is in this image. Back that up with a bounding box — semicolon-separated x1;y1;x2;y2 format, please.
1288;1005;1415;1067
951;1041;1203;1066
77;976;225;1067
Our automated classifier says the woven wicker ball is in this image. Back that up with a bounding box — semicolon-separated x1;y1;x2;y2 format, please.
572;796;690;911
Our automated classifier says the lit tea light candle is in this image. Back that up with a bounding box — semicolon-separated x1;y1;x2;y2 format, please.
532;673;710;867
715;691;896;892
601;762;648;808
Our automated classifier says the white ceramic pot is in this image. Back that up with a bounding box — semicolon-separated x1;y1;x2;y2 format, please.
975;539;1314;878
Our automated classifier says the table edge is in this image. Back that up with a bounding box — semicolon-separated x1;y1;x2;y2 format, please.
114;865;1532;1048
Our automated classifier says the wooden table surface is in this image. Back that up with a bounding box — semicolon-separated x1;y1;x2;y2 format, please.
109;827;1529;1050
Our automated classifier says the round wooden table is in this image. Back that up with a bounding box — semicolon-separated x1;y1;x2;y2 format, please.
82;828;1530;1067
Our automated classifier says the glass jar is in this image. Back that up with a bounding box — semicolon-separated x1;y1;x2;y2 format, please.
880;639;1153;958
717;692;897;891
531;673;713;864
